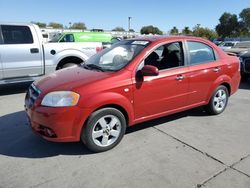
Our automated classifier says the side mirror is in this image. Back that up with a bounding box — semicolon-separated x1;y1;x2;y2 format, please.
141;65;159;76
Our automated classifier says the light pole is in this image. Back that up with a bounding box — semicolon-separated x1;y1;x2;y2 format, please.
128;16;132;32
69;22;72;31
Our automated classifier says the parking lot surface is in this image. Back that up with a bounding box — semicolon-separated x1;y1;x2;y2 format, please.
0;82;250;188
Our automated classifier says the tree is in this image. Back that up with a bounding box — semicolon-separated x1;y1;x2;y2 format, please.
129;29;135;32
193;26;218;40
182;27;192;35
170;26;179;35
215;12;239;38
70;22;87;30
140;25;163;35
112;27;126;32
48;22;63;29
239;8;250;36
31;21;46;28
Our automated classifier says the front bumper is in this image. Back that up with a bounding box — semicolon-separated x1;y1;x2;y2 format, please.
24;101;90;142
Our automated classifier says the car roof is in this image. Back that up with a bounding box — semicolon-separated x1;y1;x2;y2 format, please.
129;35;209;43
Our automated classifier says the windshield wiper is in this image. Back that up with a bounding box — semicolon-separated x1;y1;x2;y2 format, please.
83;64;104;72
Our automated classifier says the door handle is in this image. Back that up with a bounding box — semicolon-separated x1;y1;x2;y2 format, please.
30;48;39;53
213;67;221;72
176;75;185;81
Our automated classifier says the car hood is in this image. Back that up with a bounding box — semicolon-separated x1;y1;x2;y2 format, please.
34;66;112;94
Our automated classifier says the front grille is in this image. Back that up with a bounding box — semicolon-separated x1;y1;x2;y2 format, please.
26;83;41;108
244;58;250;73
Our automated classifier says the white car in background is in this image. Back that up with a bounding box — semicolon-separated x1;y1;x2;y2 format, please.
219;41;239;51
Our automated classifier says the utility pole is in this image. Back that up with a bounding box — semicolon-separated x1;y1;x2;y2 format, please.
128;17;132;31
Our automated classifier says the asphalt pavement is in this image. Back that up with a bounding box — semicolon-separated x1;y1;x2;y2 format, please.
0;82;250;188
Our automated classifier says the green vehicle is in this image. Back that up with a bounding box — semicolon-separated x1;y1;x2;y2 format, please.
51;32;115;42
50;32;121;48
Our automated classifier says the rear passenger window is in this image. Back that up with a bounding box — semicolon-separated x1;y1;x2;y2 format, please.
187;41;215;65
1;25;33;44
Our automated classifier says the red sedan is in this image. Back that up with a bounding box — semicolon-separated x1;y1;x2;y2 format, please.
25;36;240;152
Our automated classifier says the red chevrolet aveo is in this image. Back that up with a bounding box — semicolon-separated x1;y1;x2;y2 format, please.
25;36;240;152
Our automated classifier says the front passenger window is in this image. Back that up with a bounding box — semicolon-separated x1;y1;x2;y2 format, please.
144;42;184;70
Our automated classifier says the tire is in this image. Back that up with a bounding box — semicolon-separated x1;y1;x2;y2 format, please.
81;108;127;152
205;85;229;115
61;63;78;69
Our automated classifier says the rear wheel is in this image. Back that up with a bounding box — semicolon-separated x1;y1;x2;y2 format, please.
205;85;229;115
81;108;126;152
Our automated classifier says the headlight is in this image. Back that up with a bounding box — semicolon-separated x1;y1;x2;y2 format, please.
41;91;80;107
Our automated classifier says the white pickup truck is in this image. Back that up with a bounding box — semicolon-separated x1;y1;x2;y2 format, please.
0;23;103;84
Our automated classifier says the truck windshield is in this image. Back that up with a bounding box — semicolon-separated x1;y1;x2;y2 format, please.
83;40;150;71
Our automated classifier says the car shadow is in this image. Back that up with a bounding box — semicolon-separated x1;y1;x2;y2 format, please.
0;82;33;96
239;82;250;90
0;107;207;158
0;111;92;158
126;107;207;134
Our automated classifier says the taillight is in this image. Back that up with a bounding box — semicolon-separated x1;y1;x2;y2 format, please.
96;46;103;52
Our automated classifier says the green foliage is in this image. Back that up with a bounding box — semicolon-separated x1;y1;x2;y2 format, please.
48;22;63;29
129;29;135;32
215;12;239;38
193;26;218;40
31;21;46;28
140;25;163;35
216;8;250;38
112;27;126;32
182;27;192;35
70;22;87;30
170;26;179;35
239;8;250;36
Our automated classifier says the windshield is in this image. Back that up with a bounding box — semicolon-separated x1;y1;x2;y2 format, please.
83;40;150;71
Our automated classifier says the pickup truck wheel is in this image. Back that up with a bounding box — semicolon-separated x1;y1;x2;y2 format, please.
61;63;78;69
205;85;229;115
81;108;126;152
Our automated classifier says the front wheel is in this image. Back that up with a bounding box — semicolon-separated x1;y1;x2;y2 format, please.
81;108;126;152
205;85;229;115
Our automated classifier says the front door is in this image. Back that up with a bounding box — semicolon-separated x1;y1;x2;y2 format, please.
133;41;189;120
0;25;43;79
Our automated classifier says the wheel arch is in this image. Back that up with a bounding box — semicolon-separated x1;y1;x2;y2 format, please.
206;75;232;103
56;56;84;70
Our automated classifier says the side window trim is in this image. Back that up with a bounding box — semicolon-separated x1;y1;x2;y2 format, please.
185;40;217;66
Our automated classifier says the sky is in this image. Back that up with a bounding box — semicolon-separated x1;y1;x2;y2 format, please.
0;0;249;32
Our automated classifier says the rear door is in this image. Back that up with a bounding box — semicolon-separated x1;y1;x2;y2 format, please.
0;24;43;78
185;40;222;106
